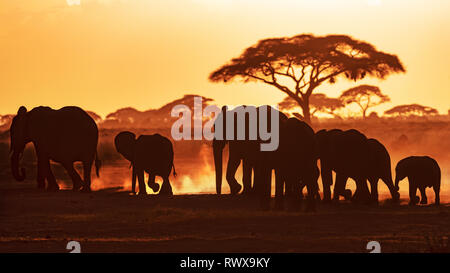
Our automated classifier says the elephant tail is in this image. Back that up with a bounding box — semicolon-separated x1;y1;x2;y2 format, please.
95;152;101;177
172;163;177;177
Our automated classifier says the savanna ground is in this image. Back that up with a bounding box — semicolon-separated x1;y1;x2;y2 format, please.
0;181;449;253
0;118;449;252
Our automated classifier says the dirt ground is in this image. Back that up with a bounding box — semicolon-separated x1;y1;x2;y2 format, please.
0;181;449;253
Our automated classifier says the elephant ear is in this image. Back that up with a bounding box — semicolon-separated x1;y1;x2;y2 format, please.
10;106;28;152
17;106;27;116
114;131;136;162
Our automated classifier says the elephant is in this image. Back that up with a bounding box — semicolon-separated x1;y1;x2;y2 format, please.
394;156;440;205
276;117;320;211
213;105;297;209
114;131;176;196
365;138;400;203
336;138;400;203
249;106;289;210
316;129;372;203
212;105;260;195
212;105;319;211
9;106;100;192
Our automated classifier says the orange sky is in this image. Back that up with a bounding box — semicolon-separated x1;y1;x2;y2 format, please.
1;0;449;118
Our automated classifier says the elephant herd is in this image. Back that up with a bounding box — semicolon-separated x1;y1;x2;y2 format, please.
212;106;441;211
9;105;442;210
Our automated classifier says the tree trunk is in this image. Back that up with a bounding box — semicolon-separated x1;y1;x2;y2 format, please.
300;99;312;125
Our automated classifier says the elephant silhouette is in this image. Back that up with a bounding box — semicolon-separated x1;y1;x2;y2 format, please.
213;105;311;210
394;156;440;206
212;105;260;195
366;138;400;203
250;106;289;210
339;138;400;203
9;106;101;192
277;117;320;211
316;129;372;203
114;131;176;196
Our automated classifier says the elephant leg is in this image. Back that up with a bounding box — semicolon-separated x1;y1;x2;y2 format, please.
62;162;83;191
305;179;318;212
81;160;93;192
285;177;300;211
274;169;284;210
409;182;419;205
257;166;272;211
333;174;349;201
225;153;242;195
381;176;400;202
353;177;370;204
147;174;160;193
131;166;137;194
242;159;253;195
433;184;440;206
301;165;318;212
44;159;59;191
321;165;333;202
293;180;304;198
298;182;305;200
369;178;379;204
159;177;173;197
36;156;46;189
419;186;427;204
312;166;321;201
136;169;147;195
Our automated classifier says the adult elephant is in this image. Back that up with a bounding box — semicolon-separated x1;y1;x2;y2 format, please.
276;117;320;211
212;105;291;209
316;129;372;203
366;138;400;203
248;106;289;210
10;106;100;192
114;131;175;196
212;105;260;195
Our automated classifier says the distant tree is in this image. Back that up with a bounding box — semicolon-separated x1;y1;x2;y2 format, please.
103;94;214;129
368;112;380;119
339;85;390;119
0;114;14;132
209;34;405;124
384;104;439;117
106;107;141;125
279;93;344;118
157;94;214;120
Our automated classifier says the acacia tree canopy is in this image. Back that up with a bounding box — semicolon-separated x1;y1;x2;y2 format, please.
339;85;390;118
279;93;344;118
209;34;405;124
384;104;439;117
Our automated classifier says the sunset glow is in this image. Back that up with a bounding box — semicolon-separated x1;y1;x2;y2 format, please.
1;0;449;118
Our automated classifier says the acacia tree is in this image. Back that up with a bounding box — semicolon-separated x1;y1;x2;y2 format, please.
339;85;390;119
279;93;344;119
384;104;438;117
209;34;405;124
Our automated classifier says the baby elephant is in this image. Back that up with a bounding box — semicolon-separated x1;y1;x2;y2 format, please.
394;156;440;205
115;131;176;196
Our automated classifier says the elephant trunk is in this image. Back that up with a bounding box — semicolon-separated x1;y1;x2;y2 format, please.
386;176;400;202
11;151;26;181
394;176;400;191
213;139;225;195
